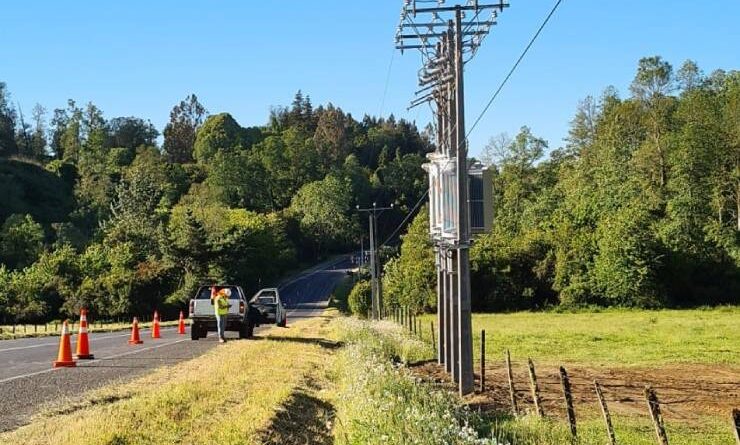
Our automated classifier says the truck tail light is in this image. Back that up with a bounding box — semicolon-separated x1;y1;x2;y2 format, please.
189;300;194;316
239;301;245;314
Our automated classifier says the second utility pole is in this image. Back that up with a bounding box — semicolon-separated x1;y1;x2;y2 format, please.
357;203;393;319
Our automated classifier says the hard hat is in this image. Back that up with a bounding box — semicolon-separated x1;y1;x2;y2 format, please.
223;288;232;297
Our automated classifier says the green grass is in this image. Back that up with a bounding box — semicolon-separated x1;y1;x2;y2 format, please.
487;412;735;445
424;307;739;367
413;307;740;445
0;317;333;445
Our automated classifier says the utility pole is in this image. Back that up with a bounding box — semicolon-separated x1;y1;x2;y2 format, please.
357;203;394;319
396;0;509;396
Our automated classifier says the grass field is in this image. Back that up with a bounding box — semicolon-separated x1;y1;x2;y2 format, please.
415;307;740;445
0;316;337;445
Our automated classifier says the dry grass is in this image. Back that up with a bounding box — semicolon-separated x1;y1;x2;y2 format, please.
0;315;337;445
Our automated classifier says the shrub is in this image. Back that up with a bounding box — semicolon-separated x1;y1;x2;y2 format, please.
348;280;372;318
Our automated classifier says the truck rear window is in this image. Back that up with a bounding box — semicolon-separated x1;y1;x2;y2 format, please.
196;286;240;299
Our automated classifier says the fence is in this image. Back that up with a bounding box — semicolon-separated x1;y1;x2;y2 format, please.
0;315;180;339
385;306;740;445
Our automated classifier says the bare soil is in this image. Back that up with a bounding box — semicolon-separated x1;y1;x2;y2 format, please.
410;361;740;423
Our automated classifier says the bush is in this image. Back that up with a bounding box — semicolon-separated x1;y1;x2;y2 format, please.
348;280;372;318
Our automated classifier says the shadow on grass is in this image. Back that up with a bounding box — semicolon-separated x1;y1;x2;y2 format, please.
260;388;335;445
256;335;344;350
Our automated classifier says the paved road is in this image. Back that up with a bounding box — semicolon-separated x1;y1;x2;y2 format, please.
0;256;351;432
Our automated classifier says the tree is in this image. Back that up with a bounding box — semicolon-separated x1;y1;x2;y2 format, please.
107;116;158;151
193;112;244;163
0;82;18;157
290;175;356;257
163;94;207;163
30;104;47;159
381;207;435;313
313;104;350;169
0;214;45;270
630;56;674;101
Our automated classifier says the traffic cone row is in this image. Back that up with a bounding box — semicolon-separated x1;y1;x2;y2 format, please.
53;309;188;368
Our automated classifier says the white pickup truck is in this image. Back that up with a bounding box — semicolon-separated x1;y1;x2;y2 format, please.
188;285;287;340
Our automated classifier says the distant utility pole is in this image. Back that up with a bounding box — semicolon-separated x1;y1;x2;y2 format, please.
357;203;394;319
395;0;509;396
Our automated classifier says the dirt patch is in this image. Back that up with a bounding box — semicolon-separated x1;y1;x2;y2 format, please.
410;361;740;423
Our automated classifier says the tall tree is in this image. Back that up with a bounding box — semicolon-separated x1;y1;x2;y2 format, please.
163;94;207;163
0;82;18;157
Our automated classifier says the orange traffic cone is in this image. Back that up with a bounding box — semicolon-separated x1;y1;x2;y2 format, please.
52;320;76;368
74;309;94;359
152;311;161;339
128;317;143;345
177;311;186;335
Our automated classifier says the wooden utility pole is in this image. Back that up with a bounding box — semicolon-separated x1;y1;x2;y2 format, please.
357;204;393;319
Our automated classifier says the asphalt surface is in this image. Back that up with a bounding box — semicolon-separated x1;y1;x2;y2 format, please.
0;256;351;432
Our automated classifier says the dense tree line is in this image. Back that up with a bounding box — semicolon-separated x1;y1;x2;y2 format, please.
381;57;739;313
0;88;431;323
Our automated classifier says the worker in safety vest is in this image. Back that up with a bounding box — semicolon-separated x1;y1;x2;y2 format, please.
213;288;231;343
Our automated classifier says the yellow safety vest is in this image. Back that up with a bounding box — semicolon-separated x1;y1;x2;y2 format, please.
214;295;230;316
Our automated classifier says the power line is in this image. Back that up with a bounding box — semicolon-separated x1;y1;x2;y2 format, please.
466;0;564;138
380;189;429;248
378;48;396;117
382;0;564;252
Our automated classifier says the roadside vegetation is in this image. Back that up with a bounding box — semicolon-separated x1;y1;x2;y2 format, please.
0;318;335;445
331;318;503;445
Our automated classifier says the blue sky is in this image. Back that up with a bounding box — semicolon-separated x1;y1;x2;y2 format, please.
1;1;738;159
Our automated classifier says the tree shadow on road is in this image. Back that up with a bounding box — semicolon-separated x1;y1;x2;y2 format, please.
260;386;335;445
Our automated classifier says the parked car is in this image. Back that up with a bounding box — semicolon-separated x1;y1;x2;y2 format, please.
250;288;287;328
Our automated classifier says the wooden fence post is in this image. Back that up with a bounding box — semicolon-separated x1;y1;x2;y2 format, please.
559;366;577;441
430;322;436;352
732;409;739;445
479;330;486;392
645;386;669;445
527;358;544;417
506;350;518;417
594;380;617;445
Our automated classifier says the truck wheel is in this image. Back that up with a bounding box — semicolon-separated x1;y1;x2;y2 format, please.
277;319;286;328
191;323;200;340
238;323;248;339
239;321;254;339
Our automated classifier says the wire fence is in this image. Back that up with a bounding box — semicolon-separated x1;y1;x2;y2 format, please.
384;306;740;445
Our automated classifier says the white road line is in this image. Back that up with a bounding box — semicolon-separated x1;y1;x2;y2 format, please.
0;337;190;385
0;327;180;353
